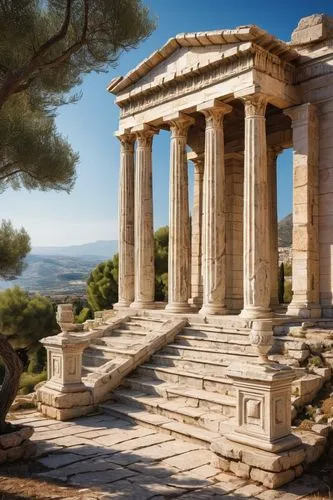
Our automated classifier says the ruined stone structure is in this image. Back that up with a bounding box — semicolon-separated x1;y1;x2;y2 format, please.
38;15;333;490
110;14;333;320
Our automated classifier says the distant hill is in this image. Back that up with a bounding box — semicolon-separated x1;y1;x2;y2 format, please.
31;240;118;258
278;213;292;247
0;254;103;295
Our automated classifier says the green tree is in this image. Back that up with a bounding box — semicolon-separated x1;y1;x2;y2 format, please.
154;226;168;301
87;257;118;311
0;0;155;192
0;220;31;279
278;263;285;304
0;287;58;433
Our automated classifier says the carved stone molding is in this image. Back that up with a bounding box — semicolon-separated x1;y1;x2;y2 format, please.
115;132;135;153
166;113;195;139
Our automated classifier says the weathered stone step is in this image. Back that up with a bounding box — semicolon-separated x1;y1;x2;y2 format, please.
175;335;254;353
99;402;222;447
163;343;257;362
97;328;147;341
185;324;250;336
111;388;235;430
151;353;228;377
85;341;144;359
134;365;235;394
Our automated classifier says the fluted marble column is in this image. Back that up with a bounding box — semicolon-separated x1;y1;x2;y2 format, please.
165;112;194;313
267;146;281;309
240;95;272;319
131;124;158;309
189;153;204;307
115;132;135;307
198;100;232;316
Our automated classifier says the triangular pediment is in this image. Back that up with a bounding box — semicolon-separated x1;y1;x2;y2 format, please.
108;25;298;97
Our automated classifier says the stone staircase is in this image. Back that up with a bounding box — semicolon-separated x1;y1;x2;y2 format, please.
99;321;256;447
82;316;164;376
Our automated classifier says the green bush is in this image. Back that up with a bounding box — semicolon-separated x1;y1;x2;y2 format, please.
284;280;292;304
75;307;93;324
18;371;46;395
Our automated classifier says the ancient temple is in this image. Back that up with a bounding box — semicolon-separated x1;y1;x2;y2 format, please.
109;14;333;320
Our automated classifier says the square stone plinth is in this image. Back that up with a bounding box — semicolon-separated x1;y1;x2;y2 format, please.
226;361;301;452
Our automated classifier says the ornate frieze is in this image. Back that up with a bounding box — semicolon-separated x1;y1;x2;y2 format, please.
118;53;254;118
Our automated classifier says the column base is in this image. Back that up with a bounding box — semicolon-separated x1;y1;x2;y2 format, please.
239;306;272;319
165;302;192;314
287;301;321;319
199;304;228;316
114;300;133;310
130;301;156;310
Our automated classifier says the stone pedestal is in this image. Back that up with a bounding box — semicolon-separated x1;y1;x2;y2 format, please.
115;131;135;308
286;104;321;319
165;112;194;313
240;95;272;319
198;100;232;316
37;305;93;420
131;124;158;309
227;320;299;452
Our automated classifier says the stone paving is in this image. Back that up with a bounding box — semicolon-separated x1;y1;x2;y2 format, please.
2;410;326;499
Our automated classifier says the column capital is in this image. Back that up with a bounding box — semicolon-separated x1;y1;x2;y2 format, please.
283;102;317;125
242;94;268;118
115;130;135;151
132;123;159;148
197;100;232;127
187;151;204;173
163;111;195;138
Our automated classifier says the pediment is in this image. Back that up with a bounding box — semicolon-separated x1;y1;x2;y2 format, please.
108;25;299;100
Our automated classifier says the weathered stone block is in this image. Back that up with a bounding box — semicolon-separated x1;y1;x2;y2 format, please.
250;467;295;489
229;460;250;479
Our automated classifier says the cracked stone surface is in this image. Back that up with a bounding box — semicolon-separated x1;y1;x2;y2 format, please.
1;410;325;499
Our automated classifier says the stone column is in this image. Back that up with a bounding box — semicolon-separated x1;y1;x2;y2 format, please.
225;153;244;312
267;146;281;309
285;104;321;318
164;112;194;313
198;100;232;316
115;132;135;308
240;95;271;319
188;152;204;307
131;124;158;309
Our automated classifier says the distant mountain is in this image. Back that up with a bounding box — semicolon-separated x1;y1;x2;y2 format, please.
0;254;103;294
278;213;292;247
31;240;118;258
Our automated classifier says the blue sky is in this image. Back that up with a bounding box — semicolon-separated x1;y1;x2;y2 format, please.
1;0;332;246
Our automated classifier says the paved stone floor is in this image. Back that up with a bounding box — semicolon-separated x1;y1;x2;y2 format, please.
1;410;327;499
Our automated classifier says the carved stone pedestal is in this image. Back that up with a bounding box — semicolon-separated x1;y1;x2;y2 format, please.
37;305;93;420
226;361;299;453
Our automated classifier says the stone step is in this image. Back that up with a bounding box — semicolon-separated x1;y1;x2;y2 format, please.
134;365;235;395
96;329;147;341
174;335;255;353
99;401;223;447
85;341;144;358
162;343;257;363
151;353;228;377
111;388;235;431
185;324;250;336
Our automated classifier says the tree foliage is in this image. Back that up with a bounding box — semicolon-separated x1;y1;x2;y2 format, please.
0;0;155;192
0;220;31;280
0;287;59;350
87;226;169;310
87;257;118;311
